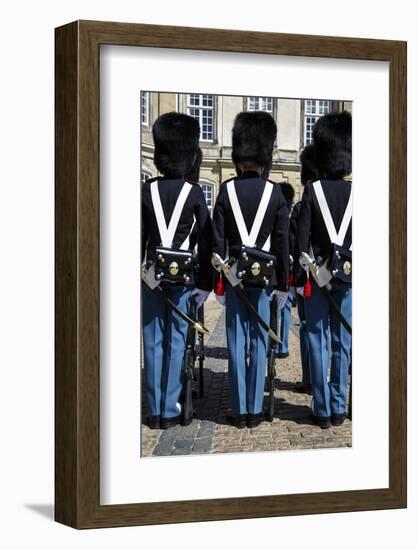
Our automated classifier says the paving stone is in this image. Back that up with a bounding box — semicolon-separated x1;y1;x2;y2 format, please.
197;420;216;439
177;421;200;438
192;437;212;454
174;437;194;450
153;441;174;456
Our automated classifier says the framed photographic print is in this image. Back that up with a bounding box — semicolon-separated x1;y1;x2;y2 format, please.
55;20;406;528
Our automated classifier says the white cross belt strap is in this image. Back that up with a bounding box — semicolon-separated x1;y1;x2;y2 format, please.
150;179;193;249
227;179;274;251
312;180;352;250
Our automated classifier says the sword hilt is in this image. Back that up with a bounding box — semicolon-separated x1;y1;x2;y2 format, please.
195;322;210;336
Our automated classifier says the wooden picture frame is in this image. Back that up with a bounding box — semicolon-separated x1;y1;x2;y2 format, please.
55;20;407;528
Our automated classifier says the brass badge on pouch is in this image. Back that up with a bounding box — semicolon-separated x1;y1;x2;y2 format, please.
169;261;179;276
343;261;351;275
251;262;261;276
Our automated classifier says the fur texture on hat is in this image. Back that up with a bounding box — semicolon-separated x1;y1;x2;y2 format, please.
232;111;277;168
312;111;352;179
152;112;201;178
300;144;319;185
280;182;295;207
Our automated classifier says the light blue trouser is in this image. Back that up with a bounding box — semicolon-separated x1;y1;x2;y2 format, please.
304;280;352;417
296;294;311;384
278;294;293;355
225;286;271;415
142;284;192;418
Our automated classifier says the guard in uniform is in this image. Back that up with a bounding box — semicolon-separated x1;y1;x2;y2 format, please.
297;111;352;428
142;112;212;429
212;111;289;428
291;144;318;394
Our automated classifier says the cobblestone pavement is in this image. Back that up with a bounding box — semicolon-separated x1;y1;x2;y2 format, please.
141;296;352;457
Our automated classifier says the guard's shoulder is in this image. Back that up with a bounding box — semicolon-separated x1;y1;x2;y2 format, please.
292;201;302;215
141;179;152;194
265;177;280;185
221;176;235;185
185;178;200;186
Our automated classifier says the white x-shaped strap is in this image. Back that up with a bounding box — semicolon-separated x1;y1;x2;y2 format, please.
150;180;193;249
227;179;273;251
312;180;352;250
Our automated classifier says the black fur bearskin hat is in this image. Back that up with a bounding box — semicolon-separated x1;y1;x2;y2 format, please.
232;111;277;169
280;182;295;207
299;144;319;185
312;110;352;179
152;112;201;178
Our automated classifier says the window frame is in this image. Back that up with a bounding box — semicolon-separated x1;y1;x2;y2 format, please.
186;93;216;143
302;98;331;146
141;91;150;127
140;167;152;185
200;181;215;215
246;96;275;114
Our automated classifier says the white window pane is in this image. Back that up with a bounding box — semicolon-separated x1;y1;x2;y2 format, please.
141;170;151;184
248;96;273;112
201;184;213;208
141;92;149;125
188;94;199;106
303;99;332;145
187;95;214;141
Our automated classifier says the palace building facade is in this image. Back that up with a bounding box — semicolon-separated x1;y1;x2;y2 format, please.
141;92;352;212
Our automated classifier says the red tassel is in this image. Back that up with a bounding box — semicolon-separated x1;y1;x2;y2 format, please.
289;272;294;287
304;275;312;298
215;274;225;296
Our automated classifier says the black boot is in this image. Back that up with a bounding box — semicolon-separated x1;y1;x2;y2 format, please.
331;413;346;426
226;413;247;429
160;415;181;430
247;412;265;428
147;415;161;429
311;414;331;429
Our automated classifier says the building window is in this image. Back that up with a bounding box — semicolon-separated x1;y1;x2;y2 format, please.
141;92;149;126
187;94;215;142
303;99;331;144
247;96;273;113
201;183;214;214
141;169;151;185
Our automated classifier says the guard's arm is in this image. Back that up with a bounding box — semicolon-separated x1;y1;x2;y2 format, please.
141;183;150;262
212;184;227;261
270;186;290;291
296;183;313;260
194;186;213;292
